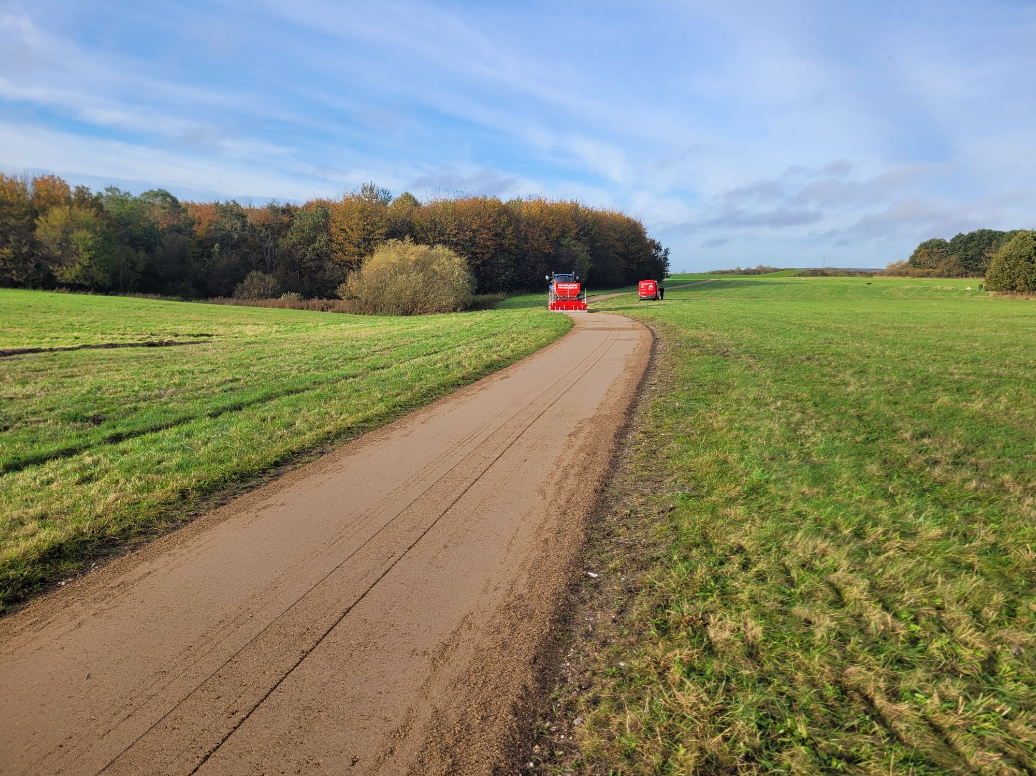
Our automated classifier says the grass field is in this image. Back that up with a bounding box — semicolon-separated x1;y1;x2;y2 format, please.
548;276;1036;775
0;289;570;611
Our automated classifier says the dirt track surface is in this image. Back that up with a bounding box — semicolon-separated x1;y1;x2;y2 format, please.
0;312;651;776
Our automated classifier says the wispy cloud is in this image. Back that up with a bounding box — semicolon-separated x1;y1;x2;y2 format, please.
700;237;730;249
704;207;824;229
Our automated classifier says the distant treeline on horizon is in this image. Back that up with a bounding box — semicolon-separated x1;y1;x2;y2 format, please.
707;266;880;277
710;228;1026;279
0;174;670;299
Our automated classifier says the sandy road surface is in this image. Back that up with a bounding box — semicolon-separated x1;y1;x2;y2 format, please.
0;312;650;776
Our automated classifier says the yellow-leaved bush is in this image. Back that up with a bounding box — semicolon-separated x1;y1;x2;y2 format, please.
338;239;475;315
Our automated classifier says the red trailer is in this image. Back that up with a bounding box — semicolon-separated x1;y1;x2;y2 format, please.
547;273;588;311
638;279;659;300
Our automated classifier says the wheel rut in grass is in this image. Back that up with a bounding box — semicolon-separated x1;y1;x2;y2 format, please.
1;324;528;476
0;339;213;359
0;311;651;776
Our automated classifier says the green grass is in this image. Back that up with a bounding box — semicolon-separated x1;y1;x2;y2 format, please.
564;276;1036;775
0;289;570;610
498;277;716;311
666;272;723;282
497;292;552;309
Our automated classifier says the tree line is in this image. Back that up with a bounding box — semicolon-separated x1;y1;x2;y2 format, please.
0;174;670;299
887;229;1023;277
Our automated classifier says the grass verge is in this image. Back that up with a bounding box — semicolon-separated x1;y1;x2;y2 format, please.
0;289;570;611
533;276;1036;775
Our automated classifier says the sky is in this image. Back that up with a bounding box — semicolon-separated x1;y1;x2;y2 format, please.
1;0;1034;272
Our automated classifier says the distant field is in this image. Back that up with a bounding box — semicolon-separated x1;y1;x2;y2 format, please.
497;276;716;309
0;290;570;610
666;271;722;282
553;276;1036;774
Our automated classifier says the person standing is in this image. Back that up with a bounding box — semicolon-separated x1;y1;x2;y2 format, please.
658;283;665;301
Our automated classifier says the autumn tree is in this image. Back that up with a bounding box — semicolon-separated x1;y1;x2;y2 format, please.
35;206;128;290
415;197;518;292
30;175;73;214
411;197;461;252
245;202;292;275
329;183;390;270
907;238;950;272
0;174;42;286
0;175;671;298
649;239;672;280
556;237;592;280
277;202;336;296
187;201;251;296
386;191;419;240
506;198;563;289
133;190;193;293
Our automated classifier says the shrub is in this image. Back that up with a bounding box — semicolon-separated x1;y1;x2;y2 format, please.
338;239;475;315
280;291;305;301
233;270;281;299
881;260;936;277
986;231;1036;294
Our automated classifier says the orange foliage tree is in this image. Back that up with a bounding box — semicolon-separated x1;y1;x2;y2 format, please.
329;183;390;271
0;176;670;298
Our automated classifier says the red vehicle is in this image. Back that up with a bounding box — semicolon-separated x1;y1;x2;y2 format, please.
547;272;588;311
639;279;660;300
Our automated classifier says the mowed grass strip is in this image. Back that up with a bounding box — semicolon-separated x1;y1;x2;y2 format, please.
567;277;1036;775
0;289;570;610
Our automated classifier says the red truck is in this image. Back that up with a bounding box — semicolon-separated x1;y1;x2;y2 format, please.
638;279;660;301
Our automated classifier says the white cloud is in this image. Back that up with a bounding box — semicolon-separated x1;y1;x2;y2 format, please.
0;120;337;201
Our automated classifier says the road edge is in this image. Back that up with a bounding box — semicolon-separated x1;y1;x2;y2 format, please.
498;313;662;775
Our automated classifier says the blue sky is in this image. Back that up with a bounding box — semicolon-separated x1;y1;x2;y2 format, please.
1;0;1034;271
